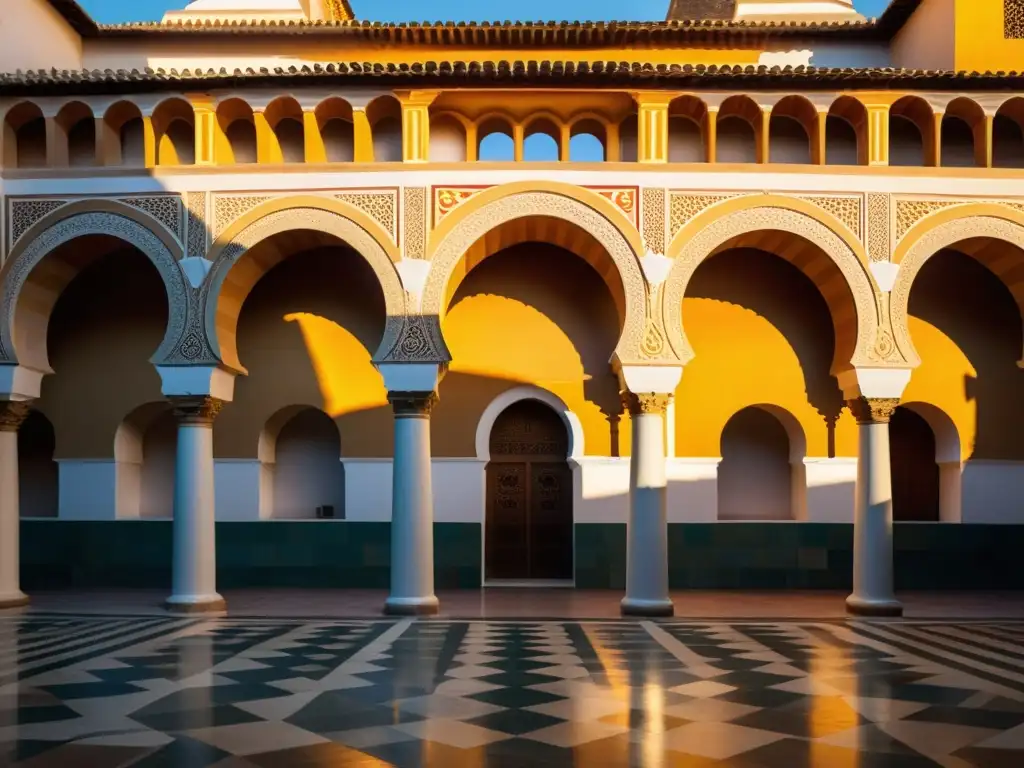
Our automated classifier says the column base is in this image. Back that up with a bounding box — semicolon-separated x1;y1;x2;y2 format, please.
621;596;674;617
0;592;29;610
846;594;903;617
165;594;227;614
384;595;440;616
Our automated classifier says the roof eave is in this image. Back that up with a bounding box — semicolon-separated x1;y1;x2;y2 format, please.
46;0;100;36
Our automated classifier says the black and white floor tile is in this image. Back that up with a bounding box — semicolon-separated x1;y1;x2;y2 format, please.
1;614;1023;766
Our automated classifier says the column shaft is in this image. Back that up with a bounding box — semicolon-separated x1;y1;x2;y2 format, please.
385;391;439;615
847;397;902;617
0;402;31;608
167;397;225;613
622;393;673;617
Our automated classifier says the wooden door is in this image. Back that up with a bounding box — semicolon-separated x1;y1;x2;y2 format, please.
485;400;573;581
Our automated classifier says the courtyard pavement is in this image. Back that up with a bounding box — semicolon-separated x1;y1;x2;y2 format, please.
0;593;1023;766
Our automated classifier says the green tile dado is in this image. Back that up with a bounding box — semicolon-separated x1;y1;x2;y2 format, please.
18;520;1024;591
20;521;481;590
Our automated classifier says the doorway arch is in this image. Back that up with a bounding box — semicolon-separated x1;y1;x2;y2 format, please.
485;398;573;582
890;403;961;522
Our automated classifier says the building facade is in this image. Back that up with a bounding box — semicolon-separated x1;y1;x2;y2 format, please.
2;0;1024;616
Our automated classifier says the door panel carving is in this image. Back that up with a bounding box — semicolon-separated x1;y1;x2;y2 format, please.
485;399;573;581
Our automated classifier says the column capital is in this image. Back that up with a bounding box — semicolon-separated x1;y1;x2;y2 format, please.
0;400;33;432
388;391;438;417
847;396;899;425
169;395;224;426
622;392;672;416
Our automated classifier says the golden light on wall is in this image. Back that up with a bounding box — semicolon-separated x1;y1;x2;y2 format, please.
284;312;387;418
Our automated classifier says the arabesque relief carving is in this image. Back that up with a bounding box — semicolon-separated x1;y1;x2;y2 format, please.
402;187;427;258
621;392;672;415
867;193;891;262
668;192;741;242
212;191;397;242
894;198;960;243
641;187;666;255
185;192;210;261
434;187;484;226
591;188;637;227
797;195;862;240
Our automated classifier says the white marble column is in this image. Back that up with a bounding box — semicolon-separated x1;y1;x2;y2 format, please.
0;401;32;609
846;397;903;617
384;390;439;615
166;396;225;613
621;392;674;617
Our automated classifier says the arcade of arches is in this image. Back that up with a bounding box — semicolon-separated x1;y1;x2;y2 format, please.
2;187;1024;619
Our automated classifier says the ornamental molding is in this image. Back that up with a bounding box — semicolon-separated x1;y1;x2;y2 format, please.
422;190;652;364
621;392;672;416
185;192;210;261
893;196;1024;247
0;211;190;366
0;400;32;432
867;193;891;262
641;187;667;255
7;195;184;254
847;397;900;424
662;205;878;367
402;187;427;259
169;395;224;425
212;189;398;243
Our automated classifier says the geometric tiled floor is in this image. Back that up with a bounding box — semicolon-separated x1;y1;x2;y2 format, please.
1;615;1023;766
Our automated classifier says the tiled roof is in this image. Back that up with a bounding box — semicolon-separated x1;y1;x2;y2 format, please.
665;0;736;21
2;61;1021;96
46;0;99;36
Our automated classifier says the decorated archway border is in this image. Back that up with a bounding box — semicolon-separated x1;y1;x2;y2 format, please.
662;194;879;370
0;200;189;373
203;196;409;373
422;181;652;364
891;204;1024;366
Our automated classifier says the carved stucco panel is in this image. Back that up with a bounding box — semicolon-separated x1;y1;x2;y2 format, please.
185;192;210;261
0;212;189;365
401;187;426;258
894;198;960;244
796;195;863;240
668;192;743;242
8;199;70;251
118;196;184;241
336;191;397;244
867;193;891;262
641;187;666;255
421;191;652;364
662;206;879;367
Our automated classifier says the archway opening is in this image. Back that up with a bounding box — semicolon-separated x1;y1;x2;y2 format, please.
430;114;468;162
569;118;606;162
18;410;58;518
994;99;1024;168
436;214;627;456
904;241;1024;478
217;98;257;164
103;101;145;166
668;95;707;162
523;118;560;161
718;406;799;521
889;96;932;166
3;102;47;168
366;95;402;162
717;95;761;163
485;398;573;581
56;102;97;168
677;242;849;467
827;96;866;165
770;96;816;165
890;406;940;522
263;407;344;519
478;116;514;160
316;98;355;163
214;228;391;472
265;97;305;164
116;403;176;519
152;98;195;166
